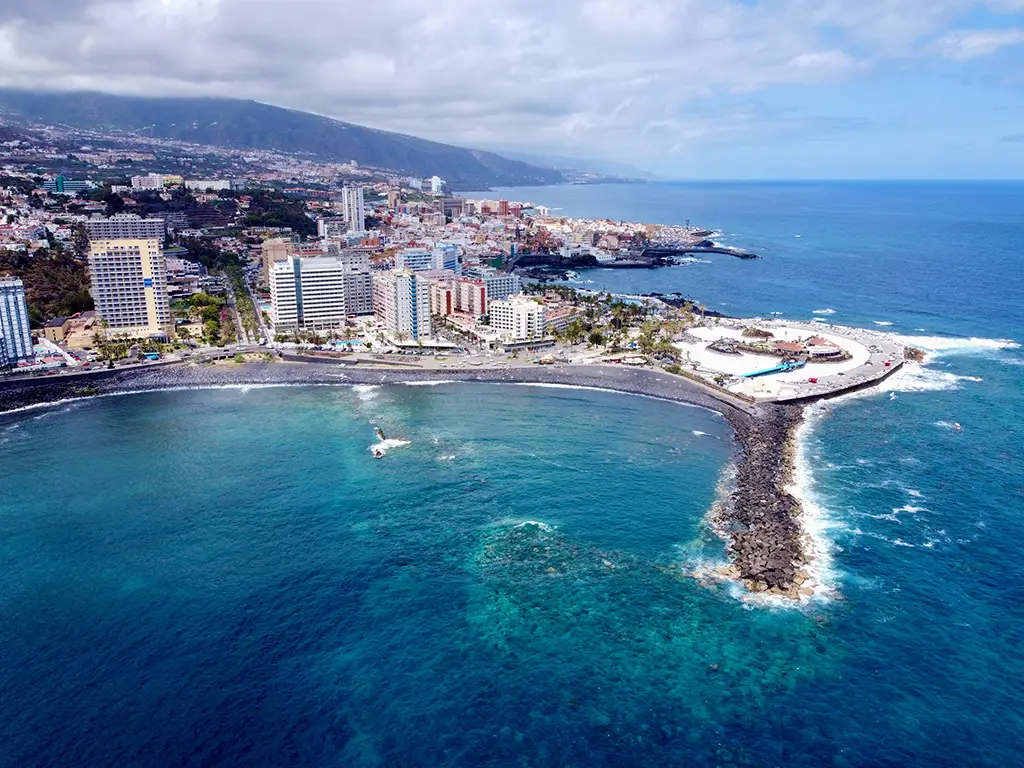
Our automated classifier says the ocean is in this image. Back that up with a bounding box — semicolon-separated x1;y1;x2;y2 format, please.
2;182;1023;767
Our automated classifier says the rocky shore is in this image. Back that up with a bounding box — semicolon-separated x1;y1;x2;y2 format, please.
0;360;812;599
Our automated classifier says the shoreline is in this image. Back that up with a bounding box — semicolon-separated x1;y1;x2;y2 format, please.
0;360;822;601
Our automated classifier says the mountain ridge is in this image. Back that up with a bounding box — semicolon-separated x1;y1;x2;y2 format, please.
0;89;566;189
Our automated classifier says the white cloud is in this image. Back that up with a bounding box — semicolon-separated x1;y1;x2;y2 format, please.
0;0;1020;167
938;28;1024;60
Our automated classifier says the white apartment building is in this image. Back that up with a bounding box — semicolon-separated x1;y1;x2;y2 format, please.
430;176;444;194
372;269;431;340
489;295;547;341
270;256;349;332
184;179;232;191
394;246;459;273
342;186;365;233
85;214;166;241
131;174;164;190
0;277;34;367
88;238;173;338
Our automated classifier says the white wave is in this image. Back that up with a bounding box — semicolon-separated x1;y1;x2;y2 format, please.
398;380;457;387
906;489;924;498
353;384;379;401
505;382;713;414
935;420;964;430
873;321;893;326
513;520;554;532
692;430;709;437
812;308;836;315
894;504;926;514
892;334;1020;359
871;364;977;394
783;405;843;603
370;438;410;456
438;454;457;461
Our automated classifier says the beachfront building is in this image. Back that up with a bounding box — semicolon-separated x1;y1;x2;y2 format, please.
269;256;351;332
372;269;431;340
428;279;455;318
339;250;374;315
342;186;365;233
0;276;34;367
88;237;173;339
456;278;487;316
481;272;520;302
488;295;547;341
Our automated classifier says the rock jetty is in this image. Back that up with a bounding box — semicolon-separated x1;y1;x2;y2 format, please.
721;405;810;598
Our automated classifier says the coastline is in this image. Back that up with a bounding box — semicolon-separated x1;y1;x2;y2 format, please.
0;360;819;601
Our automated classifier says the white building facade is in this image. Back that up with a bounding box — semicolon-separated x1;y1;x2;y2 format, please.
85;214;166;241
270;256;350;332
342;186;365;233
184;179;232;191
489;295;547;341
130;174;164;190
372;269;431;340
0;277;34;367
394;246;460;273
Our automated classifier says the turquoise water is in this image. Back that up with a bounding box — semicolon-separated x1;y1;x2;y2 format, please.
3;182;1024;766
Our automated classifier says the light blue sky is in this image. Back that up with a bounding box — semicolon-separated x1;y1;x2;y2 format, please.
0;0;1022;179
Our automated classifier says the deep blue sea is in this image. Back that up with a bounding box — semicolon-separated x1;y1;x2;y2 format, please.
2;182;1023;767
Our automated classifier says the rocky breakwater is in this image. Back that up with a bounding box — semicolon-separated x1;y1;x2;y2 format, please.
713;404;812;600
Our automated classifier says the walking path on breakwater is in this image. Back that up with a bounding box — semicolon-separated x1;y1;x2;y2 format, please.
0;360;873;601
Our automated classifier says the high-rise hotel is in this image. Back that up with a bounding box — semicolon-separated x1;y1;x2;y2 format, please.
86;215;173;339
0;276;34;368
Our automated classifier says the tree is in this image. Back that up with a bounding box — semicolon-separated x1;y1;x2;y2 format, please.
103;193;125;216
565;319;585;344
587;329;605;346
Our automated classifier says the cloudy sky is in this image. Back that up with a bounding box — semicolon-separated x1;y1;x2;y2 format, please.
1;0;1023;178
